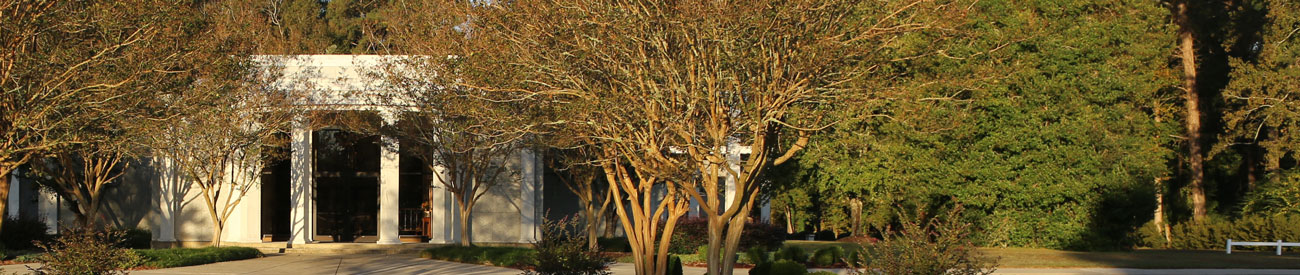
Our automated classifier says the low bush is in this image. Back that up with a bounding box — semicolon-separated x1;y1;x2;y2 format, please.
119;228;153;249
597;237;631;252
811;246;843;267
774;246;808;263
1139;215;1300;251
2;217;50;250
743;246;769;265
748;262;770;275
669;217;786;254
667;255;683;275
769;259;807;275
421;246;536;267
30;228;142;275
526;216;612;275
133;247;263;268
848;205;998;275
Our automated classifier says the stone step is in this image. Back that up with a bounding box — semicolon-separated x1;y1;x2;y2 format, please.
232;242;447;255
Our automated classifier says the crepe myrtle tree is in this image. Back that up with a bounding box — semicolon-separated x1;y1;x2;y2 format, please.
358;55;542;246
149;55;299;247
441;0;970;274
546;140;614;251
0;0;211;233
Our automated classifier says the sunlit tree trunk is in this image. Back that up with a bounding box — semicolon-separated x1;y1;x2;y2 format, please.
1175;0;1208;221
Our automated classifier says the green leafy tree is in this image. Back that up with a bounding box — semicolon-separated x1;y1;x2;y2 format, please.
802;0;1182;250
1218;0;1300;216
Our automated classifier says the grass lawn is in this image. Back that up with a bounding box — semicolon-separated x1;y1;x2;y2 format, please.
132;247;263;268
783;241;1300;269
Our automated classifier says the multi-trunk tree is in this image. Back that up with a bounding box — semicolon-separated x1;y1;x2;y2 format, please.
0;0;207;233
421;0;967;274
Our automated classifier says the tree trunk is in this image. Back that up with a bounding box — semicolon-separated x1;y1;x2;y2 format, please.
848;198;863;237
785;209;794;234
717;203;755;275
1175;0;1208;222
1153;178;1171;245
0;167;11;234
211;222;224;247
585;208;601;251
458;203;473;246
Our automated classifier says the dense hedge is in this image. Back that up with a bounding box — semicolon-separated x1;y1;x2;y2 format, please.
420;246;536;267
669;217;785;254
133;247;263;268
2;217;50;250
1140;215;1300;250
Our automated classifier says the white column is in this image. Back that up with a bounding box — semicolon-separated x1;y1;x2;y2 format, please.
155;157;178;244
377;134;401;244
38;185;58;234
427;166;450;243
518;149;538;243
688;190;701;218
289;119;314;245
8;170;20;219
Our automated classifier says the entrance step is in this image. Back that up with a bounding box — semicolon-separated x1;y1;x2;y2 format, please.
232;242;446;255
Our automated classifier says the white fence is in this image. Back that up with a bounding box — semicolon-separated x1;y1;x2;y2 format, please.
1226;239;1300;255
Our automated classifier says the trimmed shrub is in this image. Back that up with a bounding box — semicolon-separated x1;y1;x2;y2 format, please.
527;216;613;275
134;247;263;268
668;255;683;275
749;262;771;275
811;246;843;267
769;259;807;275
30;228;141;275
774;246;808;263
2;217;50;250
597;237;631;252
421;246;536;267
743;246;770;265
119;228;153;249
669;218;786;253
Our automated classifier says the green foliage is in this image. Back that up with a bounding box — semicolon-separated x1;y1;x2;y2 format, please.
808;272;838;275
526;216;612;275
420;246;536;267
774;246;808;263
1;217;49;251
30;229;141;275
848;206;998;275
667;255;683;275
801;0;1180;250
1139;215;1300;250
669;218;786;254
597;237;631;252
811;246;844;267
1218;0;1300;193
133;247;263;268
769;260;808;275
119;228;153;249
745;246;771;265
749;262;771;275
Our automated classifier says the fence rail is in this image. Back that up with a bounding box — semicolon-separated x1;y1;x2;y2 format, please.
1226;239;1300;255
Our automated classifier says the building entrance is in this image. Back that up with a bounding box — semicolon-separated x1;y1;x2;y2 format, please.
313;129;380;242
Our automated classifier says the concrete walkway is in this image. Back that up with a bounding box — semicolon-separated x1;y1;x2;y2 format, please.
4;254;1300;274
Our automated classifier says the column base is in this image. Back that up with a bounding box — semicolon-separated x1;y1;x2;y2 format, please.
376;239;402;245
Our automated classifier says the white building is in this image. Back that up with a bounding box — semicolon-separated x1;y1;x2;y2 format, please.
4;55;768;247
